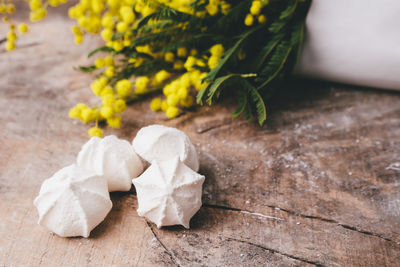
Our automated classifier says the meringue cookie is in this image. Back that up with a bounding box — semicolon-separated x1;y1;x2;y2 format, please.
77;135;144;192
132;124;199;172
34;164;112;238
132;156;205;228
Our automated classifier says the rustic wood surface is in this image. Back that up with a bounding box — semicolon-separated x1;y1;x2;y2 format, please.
1;5;400;267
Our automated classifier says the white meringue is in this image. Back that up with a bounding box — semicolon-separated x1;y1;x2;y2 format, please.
34;164;112;238
132;124;199;172
77;135;144;192
132;157;205;229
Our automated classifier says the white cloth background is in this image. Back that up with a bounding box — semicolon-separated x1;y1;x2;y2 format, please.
295;0;400;90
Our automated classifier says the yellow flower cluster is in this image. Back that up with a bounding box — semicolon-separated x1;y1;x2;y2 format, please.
0;2;29;51
69;70;130;135
66;0;231;136
244;0;268;26
1;0;70;51
151;69;207;118
68;0;231;45
204;0;230;16
68;0;154;46
208;44;224;69
29;0;68;21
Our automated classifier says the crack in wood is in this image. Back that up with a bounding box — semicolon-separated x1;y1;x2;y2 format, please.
145;221;181;267
196;119;233;134
203;203;400;246
203;203;284;221
226;237;325;266
38;251;48;265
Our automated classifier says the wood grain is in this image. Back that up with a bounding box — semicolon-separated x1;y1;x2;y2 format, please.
0;5;399;267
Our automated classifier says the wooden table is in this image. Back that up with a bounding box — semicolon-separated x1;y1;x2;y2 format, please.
1;7;399;267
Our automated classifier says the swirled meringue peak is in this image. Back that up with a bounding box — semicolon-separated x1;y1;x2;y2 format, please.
132;156;205;229
34;164;112;238
132;124;199;172
77;135;144;192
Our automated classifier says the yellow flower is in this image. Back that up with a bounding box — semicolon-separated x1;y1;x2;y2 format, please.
155;70;170;84
161;100;168;112
69;106;82;119
177;87;188;99
120;6;135;23
164;52;175;62
116;22;128;33
91;80;105;96
221;3;231;14
141;6;154;16
113;41;124;51
184;56;196;71
135;76;149;92
173;60;184;70
81;108;95;123
18;23;28;34
165;106;180;118
116;79;132;98
7;31;17;42
258;15;267;24
107;0;119;9
101;15;114;28
210;44;224;57
244;14;254;26
29;8;47;22
135;2;144;13
95;58;105;68
114;99;127;113
88;127;103;137
100;106;114;119
250;1;262;15
29;0;42;11
105;66;115;77
177;47;187;57
100;86;114;97
102;94;116;106
104;56;114;66
101;28;113;42
92;0;105;13
75;34;83;44
208;55;220;69
150;98;162;112
190;48;198;56
49;0;61;7
98;76;108;86
107;116;121;128
5;41;15;51
167;94;180;107
205;3;218;16
123;39;131;47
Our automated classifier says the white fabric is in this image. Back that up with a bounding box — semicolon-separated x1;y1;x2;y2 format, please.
296;0;400;90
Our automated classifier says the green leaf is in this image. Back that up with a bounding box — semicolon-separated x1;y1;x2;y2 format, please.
232;89;248;119
87;46;114;58
78;65;97;73
280;0;298;19
206;74;239;105
257;41;293;90
253;32;285;71
205;25;261;82
248;86;267;125
196;84;210;105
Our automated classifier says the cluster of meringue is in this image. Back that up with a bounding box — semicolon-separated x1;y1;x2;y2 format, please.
34;125;204;238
